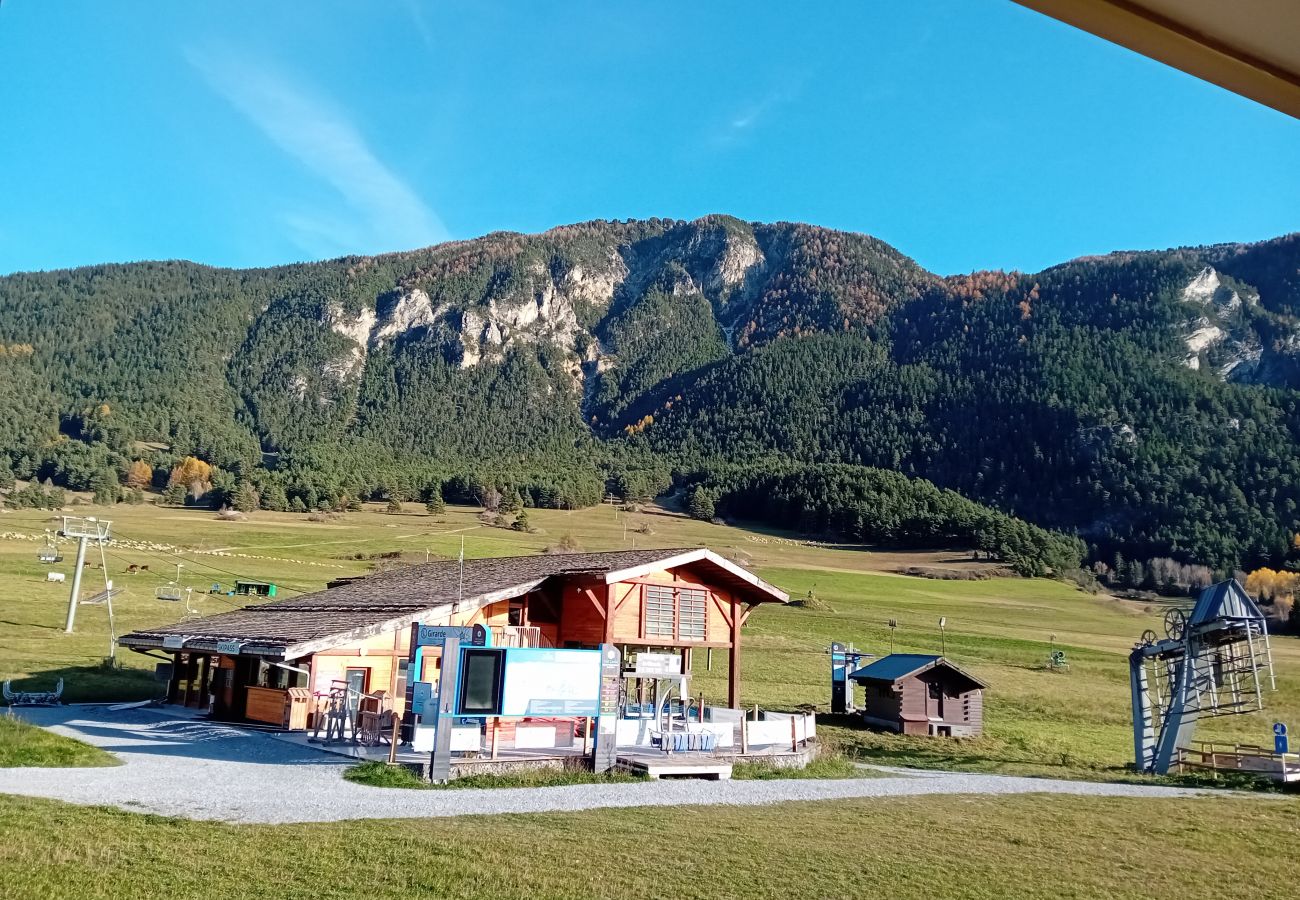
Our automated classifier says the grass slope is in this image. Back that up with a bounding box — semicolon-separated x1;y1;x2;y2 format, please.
2;501;1297;779
1;793;1297;900
344;760;649;790
0;716;116;768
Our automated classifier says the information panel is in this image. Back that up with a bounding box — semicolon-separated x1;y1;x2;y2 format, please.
500;648;602;716
592;645;622;773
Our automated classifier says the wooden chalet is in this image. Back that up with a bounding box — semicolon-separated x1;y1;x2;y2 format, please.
119;548;788;729
848;654;986;737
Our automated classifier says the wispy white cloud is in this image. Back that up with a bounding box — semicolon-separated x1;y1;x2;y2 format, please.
711;86;800;149
186;45;448;257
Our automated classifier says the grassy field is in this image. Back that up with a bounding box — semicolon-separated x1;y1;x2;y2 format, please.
4;500;1300;898
0;715;116;768
1;791;1297;900
2;499;1297;780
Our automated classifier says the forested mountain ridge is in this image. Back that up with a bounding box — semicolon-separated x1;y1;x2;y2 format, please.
2;218;1300;572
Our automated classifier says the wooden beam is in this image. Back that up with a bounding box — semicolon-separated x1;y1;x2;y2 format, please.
602;584;615;646
711;593;734;628
166;652;181;703
581;586;605;618
199;654;211;710
182;654;195;708
1012;0;1300;121
389;629;401;699
613;638;732;649
728;607;741;708
310;648;407;658
612;583;638;613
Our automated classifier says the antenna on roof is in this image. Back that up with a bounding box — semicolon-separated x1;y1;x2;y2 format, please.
887;619;898;654
938;617;947;656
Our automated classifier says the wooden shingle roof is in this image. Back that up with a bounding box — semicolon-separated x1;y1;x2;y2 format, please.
119;547;786;659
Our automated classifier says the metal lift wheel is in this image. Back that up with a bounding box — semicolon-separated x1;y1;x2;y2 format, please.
1163;608;1187;641
1140;629;1157;646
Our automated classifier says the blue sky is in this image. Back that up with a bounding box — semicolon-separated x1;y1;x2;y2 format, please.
0;1;1296;277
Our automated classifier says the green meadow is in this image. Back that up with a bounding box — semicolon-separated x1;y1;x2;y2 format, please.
4;500;1300;899
1;792;1297;900
3;499;1297;778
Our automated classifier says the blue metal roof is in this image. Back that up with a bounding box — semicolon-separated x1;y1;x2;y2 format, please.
1189;579;1265;627
848;654;941;682
847;653;988;689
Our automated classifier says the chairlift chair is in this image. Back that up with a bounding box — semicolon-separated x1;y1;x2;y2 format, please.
155;563;185;602
155;582;184;601
36;532;64;564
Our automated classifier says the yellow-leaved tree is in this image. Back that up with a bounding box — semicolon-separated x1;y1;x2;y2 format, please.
168;456;213;499
1245;567;1299;622
125;460;153;490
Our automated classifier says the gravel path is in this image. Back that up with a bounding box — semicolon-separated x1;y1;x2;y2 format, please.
0;706;1232;825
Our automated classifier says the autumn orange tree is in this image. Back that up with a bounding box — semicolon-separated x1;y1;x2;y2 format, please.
168;456;213;498
125;460;153;490
1245;567;1299;622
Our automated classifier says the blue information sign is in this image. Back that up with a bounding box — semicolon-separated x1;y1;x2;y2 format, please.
416;625;475;647
1275;722;1288;754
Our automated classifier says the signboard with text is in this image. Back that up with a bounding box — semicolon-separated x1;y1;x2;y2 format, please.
215;640;243;655
592;645;622;773
500;648;602;717
633;651;682;677
415;625;476;647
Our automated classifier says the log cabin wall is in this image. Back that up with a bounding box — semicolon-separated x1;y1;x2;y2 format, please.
862;682;904;731
307;628;410;713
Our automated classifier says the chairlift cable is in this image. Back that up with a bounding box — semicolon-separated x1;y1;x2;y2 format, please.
97;547;246;612
106;524;313;596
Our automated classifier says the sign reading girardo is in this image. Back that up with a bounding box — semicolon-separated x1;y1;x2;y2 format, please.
415;625;476;647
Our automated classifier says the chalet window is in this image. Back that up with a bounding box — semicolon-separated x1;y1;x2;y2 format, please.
642;585;709;641
644;586;676;638
927;682;942;700
678;588;707;640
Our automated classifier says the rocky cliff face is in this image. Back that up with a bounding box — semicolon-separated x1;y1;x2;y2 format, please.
1177;264;1300;387
287;220;1300;446
303;217;928;413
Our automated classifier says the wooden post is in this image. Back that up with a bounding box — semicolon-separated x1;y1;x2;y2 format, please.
199;654;211;712
490;719;499;760
166;652;181;704
791;715;798;752
582;717;591;755
387;715;400;765
727;603;742;709
740;715;749;755
602;585;615;647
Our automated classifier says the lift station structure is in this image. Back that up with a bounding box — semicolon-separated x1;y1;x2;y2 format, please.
1130;579;1276;775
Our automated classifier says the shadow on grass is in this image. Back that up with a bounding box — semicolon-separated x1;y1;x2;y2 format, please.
5;665;160;704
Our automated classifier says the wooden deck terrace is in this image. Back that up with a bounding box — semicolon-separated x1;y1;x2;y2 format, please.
1176;741;1300;783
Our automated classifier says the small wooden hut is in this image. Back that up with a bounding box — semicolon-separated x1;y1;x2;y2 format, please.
848;654;985;737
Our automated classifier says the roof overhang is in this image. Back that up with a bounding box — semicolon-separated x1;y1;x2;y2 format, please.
850;656;989;690
1013;0;1300;119
120;606;458;660
601;548;790;604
